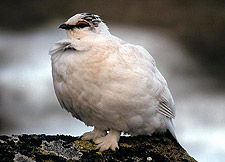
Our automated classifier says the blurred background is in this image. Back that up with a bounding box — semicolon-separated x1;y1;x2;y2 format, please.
0;0;224;161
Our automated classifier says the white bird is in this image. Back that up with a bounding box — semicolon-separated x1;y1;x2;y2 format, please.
50;13;177;152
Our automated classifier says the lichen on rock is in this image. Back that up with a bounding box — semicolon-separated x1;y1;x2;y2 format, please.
14;153;35;162
40;139;82;160
0;133;196;162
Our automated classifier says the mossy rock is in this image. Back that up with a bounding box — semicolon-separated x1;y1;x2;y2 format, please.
0;133;196;162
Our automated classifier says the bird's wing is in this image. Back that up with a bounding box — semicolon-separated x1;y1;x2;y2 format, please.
158;87;175;119
49;39;91;56
154;64;176;119
135;45;176;119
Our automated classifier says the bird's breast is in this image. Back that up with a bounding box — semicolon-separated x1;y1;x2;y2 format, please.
52;48;113;108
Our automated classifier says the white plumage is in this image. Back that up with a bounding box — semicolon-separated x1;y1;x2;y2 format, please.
50;13;176;151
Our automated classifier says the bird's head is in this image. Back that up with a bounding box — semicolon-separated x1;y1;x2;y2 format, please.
59;13;109;40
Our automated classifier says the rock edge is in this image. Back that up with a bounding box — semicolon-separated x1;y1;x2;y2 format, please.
0;133;197;162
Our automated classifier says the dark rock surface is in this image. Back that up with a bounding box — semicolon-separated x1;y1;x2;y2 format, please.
0;133;196;162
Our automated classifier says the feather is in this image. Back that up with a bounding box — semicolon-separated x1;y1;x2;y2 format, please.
159;102;175;119
49;39;90;56
49;39;72;55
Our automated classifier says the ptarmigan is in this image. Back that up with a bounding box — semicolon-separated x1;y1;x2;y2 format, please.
50;13;177;152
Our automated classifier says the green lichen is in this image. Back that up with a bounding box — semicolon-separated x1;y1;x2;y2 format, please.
37;147;53;156
32;135;39;140
96;151;102;155
120;143;132;148
74;140;97;152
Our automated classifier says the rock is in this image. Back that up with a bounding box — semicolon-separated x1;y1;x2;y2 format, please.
0;132;196;162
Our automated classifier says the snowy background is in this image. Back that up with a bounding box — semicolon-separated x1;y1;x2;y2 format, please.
0;1;225;162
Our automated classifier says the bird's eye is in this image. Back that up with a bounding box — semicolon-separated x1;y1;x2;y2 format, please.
75;21;90;28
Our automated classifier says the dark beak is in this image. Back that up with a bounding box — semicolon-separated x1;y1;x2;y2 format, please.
59;24;75;30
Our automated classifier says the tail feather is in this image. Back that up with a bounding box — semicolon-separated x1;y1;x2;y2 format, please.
166;118;178;142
